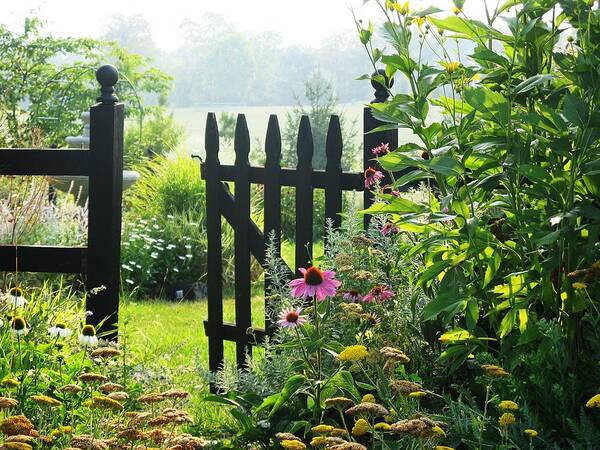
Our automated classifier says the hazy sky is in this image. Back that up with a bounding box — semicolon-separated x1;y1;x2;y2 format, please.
7;0;486;51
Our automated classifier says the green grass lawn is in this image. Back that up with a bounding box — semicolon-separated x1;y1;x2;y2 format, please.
120;292;265;435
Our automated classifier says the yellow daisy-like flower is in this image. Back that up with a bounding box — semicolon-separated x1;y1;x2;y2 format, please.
499;413;516;427
498;400;519;411
573;282;587;290
524;428;538;438
374;422;391;431
586;394;600;408
452;6;462;14
280;440;306;450
409;391;427;399
339;345;368;362
443;61;461;74
311;424;334;435
361;394;376;403
394;1;410;15
352;418;370;437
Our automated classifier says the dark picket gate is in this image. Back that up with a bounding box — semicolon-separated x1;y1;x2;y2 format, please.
201;77;397;373
0;65;124;338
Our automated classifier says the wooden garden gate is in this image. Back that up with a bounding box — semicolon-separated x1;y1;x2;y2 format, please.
201;76;398;373
0;65;124;339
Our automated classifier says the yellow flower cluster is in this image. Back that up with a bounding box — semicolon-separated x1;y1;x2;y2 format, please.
393;1;410;15
586;394;600;408
361;394;376;403
524;428;539;438
339;345;368;362
499;413;516;427
281;440;307;450
498;400;518;411
352;418;370;436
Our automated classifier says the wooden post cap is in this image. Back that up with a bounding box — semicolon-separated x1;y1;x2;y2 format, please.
96;65;119;104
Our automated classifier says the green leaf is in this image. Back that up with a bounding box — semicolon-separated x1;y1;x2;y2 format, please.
267;374;307;418
563;94;589;127
511;74;553;95
499;309;516;338
439;327;474;344
463;87;510;126
470;48;510;67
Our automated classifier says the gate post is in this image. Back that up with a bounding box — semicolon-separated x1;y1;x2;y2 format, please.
363;70;397;225
86;65;124;339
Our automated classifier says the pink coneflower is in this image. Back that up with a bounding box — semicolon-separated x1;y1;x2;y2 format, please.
363;285;395;303
342;290;362;302
381;222;400;236
289;267;341;301
382;185;401;197
277;307;307;328
371;142;390;156
364;167;384;188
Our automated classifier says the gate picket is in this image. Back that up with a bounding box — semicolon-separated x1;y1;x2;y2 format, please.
294;116;314;274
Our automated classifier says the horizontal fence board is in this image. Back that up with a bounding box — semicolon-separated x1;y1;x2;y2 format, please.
0;245;85;273
201;164;364;191
204;320;266;343
0;149;91;176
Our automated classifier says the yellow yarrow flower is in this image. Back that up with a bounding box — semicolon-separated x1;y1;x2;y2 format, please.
435;446;455;450
280;440;306;450
573;282;587;290
311;424;334;435
498;400;519;411
310;436;328;447
352;418;370;436
586;394;600;408
499;413;516;427
409;391;427;399
339;345;368;362
524;428;539;438
374;422;391;431
431;425;446;437
362;394;376;403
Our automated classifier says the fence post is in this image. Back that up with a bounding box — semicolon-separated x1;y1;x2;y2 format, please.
363;70;397;227
295;116;314;273
233;115;252;366
86;65;124;339
325;115;343;234
264;115;282;335
204;113;225;376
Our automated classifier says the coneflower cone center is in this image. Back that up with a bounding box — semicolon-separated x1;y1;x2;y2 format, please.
304;267;324;285
82;324;96;336
286;311;299;323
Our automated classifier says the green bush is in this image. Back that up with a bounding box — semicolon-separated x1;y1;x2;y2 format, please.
124;106;185;168
122;151;233;299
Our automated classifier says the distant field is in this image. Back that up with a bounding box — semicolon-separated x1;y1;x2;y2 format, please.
171;104;443;164
171;104;364;164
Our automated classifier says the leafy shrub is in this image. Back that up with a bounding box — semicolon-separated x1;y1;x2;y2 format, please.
122;150;234;298
353;0;600;444
124;106;185;168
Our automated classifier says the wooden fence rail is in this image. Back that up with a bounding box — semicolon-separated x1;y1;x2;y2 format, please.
0;65;124;339
201;75;397;374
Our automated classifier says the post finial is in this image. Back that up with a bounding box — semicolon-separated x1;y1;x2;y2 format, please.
96;65;119;104
371;69;393;104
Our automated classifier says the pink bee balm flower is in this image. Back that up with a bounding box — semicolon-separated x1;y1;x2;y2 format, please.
289;267;341;301
364;167;384;188
381;222;400;236
363;285;395;303
342;290;362;302
371;142;390;156
277;307;307;328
